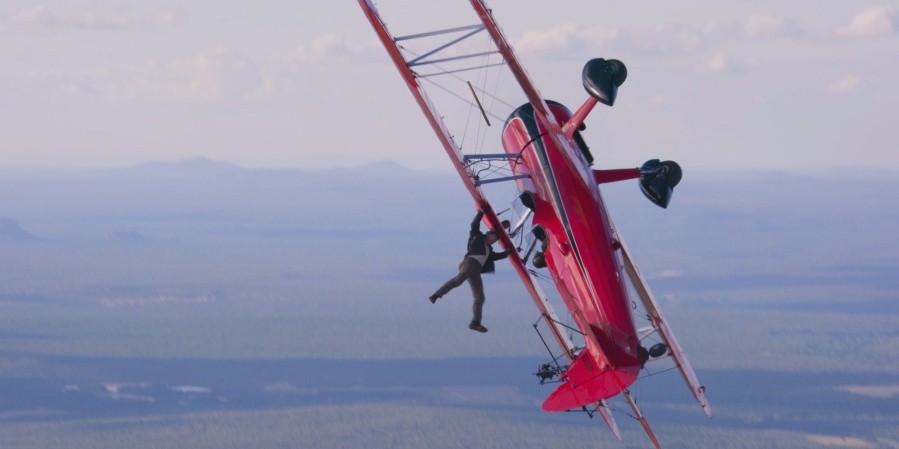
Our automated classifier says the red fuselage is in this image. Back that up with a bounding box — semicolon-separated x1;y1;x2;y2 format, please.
502;101;641;404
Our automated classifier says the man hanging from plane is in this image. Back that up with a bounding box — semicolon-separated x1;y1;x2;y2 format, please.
429;210;508;333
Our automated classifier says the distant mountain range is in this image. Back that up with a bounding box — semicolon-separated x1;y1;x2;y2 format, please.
124;157;248;179
121;158;419;179
0;217;37;242
0;158;896;274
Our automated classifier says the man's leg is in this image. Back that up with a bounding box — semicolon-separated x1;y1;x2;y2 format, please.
430;259;476;301
468;272;485;323
466;271;488;333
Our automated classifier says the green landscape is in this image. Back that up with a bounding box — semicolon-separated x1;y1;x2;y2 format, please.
1;162;896;448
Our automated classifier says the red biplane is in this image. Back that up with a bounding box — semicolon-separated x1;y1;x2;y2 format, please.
358;1;711;447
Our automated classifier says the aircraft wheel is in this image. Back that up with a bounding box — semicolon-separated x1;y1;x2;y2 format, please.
638;345;650;366
648;343;669;358
519;191;536;211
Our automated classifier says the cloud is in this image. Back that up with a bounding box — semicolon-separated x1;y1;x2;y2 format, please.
510;18;804;60
695;52;759;73
67;48;267;101
284;33;377;62
2;4;186;32
513;23;621;58
741;15;803;39
168;48;268;99
646;95;666;106
512;23;708;58
828;75;862;94
264;34;388;97
641;25;704;53
148;8;188;29
837;5;896;37
697;52;729;72
505;14;815;61
25;33;375;102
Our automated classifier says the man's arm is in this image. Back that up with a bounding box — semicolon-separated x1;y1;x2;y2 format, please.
488;250;509;261
470;210;485;234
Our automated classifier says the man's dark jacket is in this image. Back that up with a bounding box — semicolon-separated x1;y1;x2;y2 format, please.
465;211;509;273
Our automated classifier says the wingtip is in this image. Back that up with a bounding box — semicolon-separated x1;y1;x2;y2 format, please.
596;401;621;441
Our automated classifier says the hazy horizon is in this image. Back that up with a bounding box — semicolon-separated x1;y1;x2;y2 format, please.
4;155;899;178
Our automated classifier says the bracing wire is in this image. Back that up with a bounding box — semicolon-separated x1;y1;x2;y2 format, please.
470;33;491;156
474;53;490;155
418;77;506;123
399;35;519;186
526;268;581;344
397;45;516;112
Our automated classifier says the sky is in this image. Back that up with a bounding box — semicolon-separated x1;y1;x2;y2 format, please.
0;1;897;173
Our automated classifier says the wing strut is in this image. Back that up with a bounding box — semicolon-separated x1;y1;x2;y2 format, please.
623;389;662;449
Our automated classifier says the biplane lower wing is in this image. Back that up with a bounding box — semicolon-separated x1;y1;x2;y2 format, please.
618;235;712;418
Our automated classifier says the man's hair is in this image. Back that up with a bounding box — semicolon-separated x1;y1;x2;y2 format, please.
486;230;498;237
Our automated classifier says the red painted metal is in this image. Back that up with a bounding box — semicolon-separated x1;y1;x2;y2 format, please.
503;103;641;410
594;168;640;184
563;97;599;140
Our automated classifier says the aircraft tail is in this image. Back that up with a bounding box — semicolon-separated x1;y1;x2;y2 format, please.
542;350;634;412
